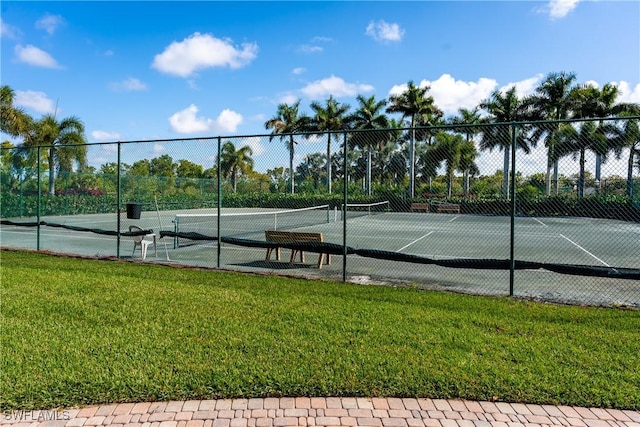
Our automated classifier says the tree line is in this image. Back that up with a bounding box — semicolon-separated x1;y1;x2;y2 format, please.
264;73;640;200
2;72;640;201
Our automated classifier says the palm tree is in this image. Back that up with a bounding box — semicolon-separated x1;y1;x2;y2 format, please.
479;86;532;199
386;81;440;198
309;96;351;194
218;141;254;193
457;140;479;198
432;132;467;197
529;71;577;195
0;85;33;138
449;107;483;143
553;121;608;198
348;95;389;195
264;101;311;194
570;83;637;188
610;111;640;199
25;114;87;195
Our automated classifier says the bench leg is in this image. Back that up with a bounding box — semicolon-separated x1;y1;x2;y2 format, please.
266;247;282;261
290;249;302;263
317;253;331;269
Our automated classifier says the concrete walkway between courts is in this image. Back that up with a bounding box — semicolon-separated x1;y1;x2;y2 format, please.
2;398;639;427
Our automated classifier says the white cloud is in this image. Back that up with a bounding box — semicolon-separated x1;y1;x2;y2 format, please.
15;44;62;69
168;105;243;134
1;18;20;39
300;75;374;99
388;73;545;116
91;130;121;141
610;81;640;104
292;67;306;75
298;45;323;54
153;144;166;156
169;104;214;134
35;14;65;35
277;93;299;105
152;32;258;78
499;74;543;96
14;90;56;114
422;74;499;115
242;136;266;156
110;77;147;92
297;36;332;54
365;20;404;43
103;49;114;57
214;109;243;133
561;79;640;104
546;0;581;19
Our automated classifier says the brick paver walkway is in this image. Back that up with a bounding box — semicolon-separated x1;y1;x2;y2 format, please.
2;398;639;427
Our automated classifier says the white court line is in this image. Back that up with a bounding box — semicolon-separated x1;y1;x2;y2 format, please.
448;216;459;222
396;231;434;253
559;234;610;267
532;217;548;227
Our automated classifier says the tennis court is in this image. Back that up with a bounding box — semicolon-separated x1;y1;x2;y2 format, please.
1;205;639;306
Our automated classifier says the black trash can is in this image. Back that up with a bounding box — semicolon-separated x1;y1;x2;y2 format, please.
126;203;142;219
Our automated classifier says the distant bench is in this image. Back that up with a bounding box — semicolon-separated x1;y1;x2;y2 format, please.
410;203;430;213
265;230;331;269
433;202;461;214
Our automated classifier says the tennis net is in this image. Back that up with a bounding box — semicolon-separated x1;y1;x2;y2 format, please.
340;200;389;220
173;205;332;247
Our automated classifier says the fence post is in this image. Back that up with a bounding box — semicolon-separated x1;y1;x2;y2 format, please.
116;142;121;258
217;136;222;269
342;131;348;282
19;172;23;217
102;174;107;213
509;123;517;296
37;146;41;251
64;172;70;215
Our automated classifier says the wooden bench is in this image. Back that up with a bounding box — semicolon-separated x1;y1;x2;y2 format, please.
410;202;430;213
433;203;460;214
265;230;331;269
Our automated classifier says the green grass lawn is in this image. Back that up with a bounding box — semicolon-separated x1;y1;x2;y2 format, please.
1;250;638;411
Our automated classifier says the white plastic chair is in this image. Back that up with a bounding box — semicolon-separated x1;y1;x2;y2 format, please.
129;225;157;259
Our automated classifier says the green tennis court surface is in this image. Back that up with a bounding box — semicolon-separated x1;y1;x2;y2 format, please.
2;208;639;307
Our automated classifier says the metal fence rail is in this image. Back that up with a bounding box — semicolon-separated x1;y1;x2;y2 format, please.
1;118;639;307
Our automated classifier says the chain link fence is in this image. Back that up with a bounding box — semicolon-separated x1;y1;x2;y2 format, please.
2;117;639;307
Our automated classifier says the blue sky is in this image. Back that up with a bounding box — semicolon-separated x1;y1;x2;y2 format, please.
2;0;639;174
